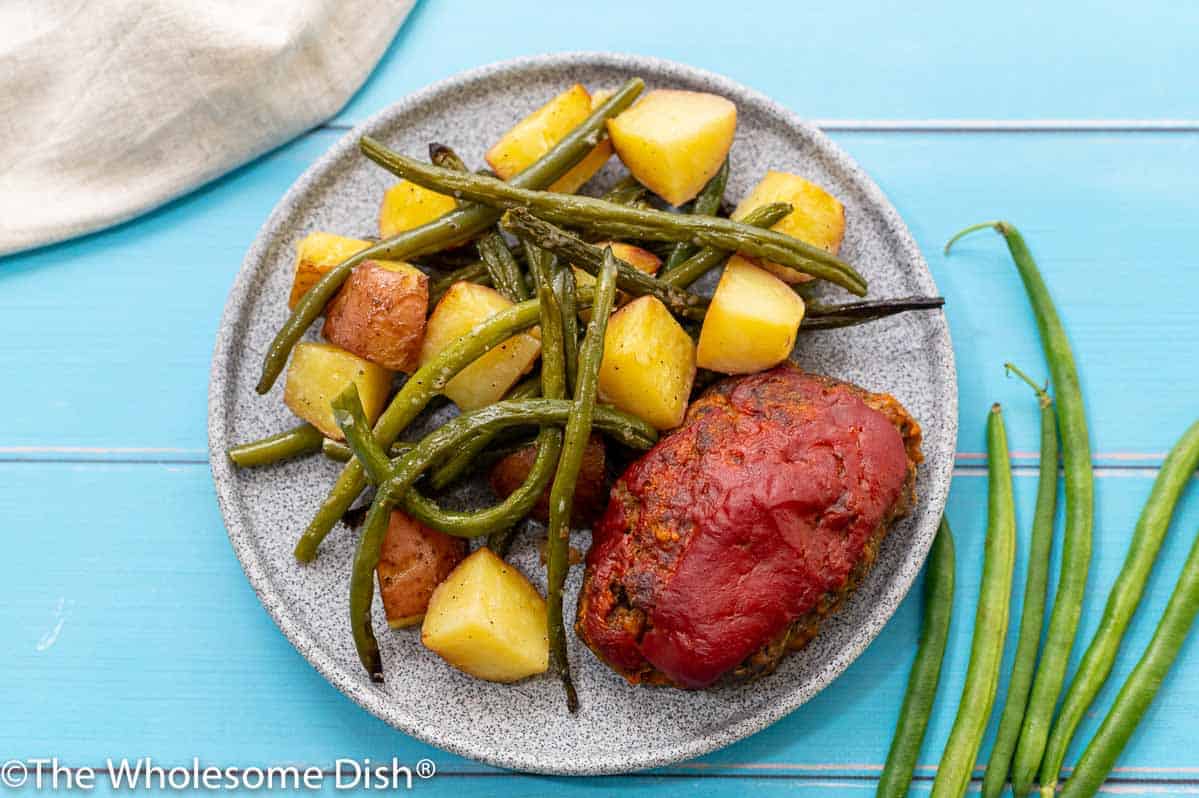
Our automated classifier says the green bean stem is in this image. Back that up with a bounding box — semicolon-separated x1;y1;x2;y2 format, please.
947;222;1094;798
548;247;618;712
255;78;644;394
981;365;1060;798
662;159;729;273
1039;418;1199;796
502;208;710;320
1059;518;1199;797
227;423;324;467
931;405;1017;798
358;138;868;296
660;203;792;288
877;518;956;798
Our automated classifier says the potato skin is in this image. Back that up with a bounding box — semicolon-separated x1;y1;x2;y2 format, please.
377;510;467;628
322;260;429;373
489;434;607;527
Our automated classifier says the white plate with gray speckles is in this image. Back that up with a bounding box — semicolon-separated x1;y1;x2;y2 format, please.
208;52;957;775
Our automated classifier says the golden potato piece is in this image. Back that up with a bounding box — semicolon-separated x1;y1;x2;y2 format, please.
597;295;696;431
485;83;612;194
419;282;541;410
290;232;368;309
697;255;806;374
322;260;429;373
283;342;393;439
378;510;467;629
731;171;845;282
378;179;458;239
607;89;736;206
489;434;607;526
421;548;549;683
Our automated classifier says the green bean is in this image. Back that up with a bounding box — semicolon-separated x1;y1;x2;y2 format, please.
552;261;579;391
982;365;1059;798
227;423;324;467
256;78;644;394
1059;518;1199;796
429;376;541;489
601;176;649;206
350;495;393;681
429;261;490;305
293;297;544;563
331;384;394;484
358;138;868;296
1040;417;1199;796
947;222;1094;797
931;404;1016;798
801;297;946;331
660;203;792;288
662;159;729;273
321;437;411;463
878;518;956;798
550;247;618;712
502;208;710;320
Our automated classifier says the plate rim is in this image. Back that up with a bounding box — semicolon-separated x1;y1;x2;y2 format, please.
208;50;958;775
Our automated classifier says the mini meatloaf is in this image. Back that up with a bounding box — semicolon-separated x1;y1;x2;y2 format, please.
576;364;922;688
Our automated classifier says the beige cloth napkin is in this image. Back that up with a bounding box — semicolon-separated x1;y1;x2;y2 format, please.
0;0;415;255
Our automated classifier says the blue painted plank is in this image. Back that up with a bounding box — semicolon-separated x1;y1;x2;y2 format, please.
335;0;1199;125
2;130;1196;462
5;462;1199;791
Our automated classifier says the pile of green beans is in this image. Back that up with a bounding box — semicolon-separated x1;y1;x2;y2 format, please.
947;221;1094;798
1039;418;1199;795
877;518;956;798
981;364;1059;798
358;136;869;296
930;404;1016;798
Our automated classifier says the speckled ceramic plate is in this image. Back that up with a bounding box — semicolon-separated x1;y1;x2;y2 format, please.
208;52;956;775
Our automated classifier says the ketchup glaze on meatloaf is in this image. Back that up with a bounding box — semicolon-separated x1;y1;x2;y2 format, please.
576;364;923;689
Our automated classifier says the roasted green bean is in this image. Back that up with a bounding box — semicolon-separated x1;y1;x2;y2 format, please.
662;159;729;273
948;222;1094;798
878;518;956;798
429;376;541;489
227;423;324;467
802;297;946;330
553;264;580;391
359;138;868;296
982;365;1059;798
256;78;644;394
503;208;710;320
601;176;649;206
660;203;792;288
931;405;1016;798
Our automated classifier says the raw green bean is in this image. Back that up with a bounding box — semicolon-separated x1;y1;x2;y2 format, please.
931;405;1016;798
503;208;710;320
429;376;541;489
947;222;1094;798
227;423;323;467
662;159;729;273
660;203;792;288
878;518;956;798
982;365;1059;798
552;261;580;391
1040;417;1199;796
801;297;946;331
1059;518;1199;797
548;246;618;713
359;138;868;296
256;78;644;394
293;297;544;562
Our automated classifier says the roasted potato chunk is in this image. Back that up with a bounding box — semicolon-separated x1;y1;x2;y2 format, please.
485;83;612;194
283;342;393;439
422;548;549;683
378;510;467;628
607;89;736;206
378;179;458;240
597;295;696;431
489;434;607;526
697;255;805;374
290;232;367;309
731;171;845;283
419;282;541;410
322;260;429;373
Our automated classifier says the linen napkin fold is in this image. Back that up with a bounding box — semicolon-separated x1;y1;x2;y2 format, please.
0;0;415;256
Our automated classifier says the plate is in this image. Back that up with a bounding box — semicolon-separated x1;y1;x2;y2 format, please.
208;52;957;775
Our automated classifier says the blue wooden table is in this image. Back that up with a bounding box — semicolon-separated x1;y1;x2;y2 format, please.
4;1;1198;795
